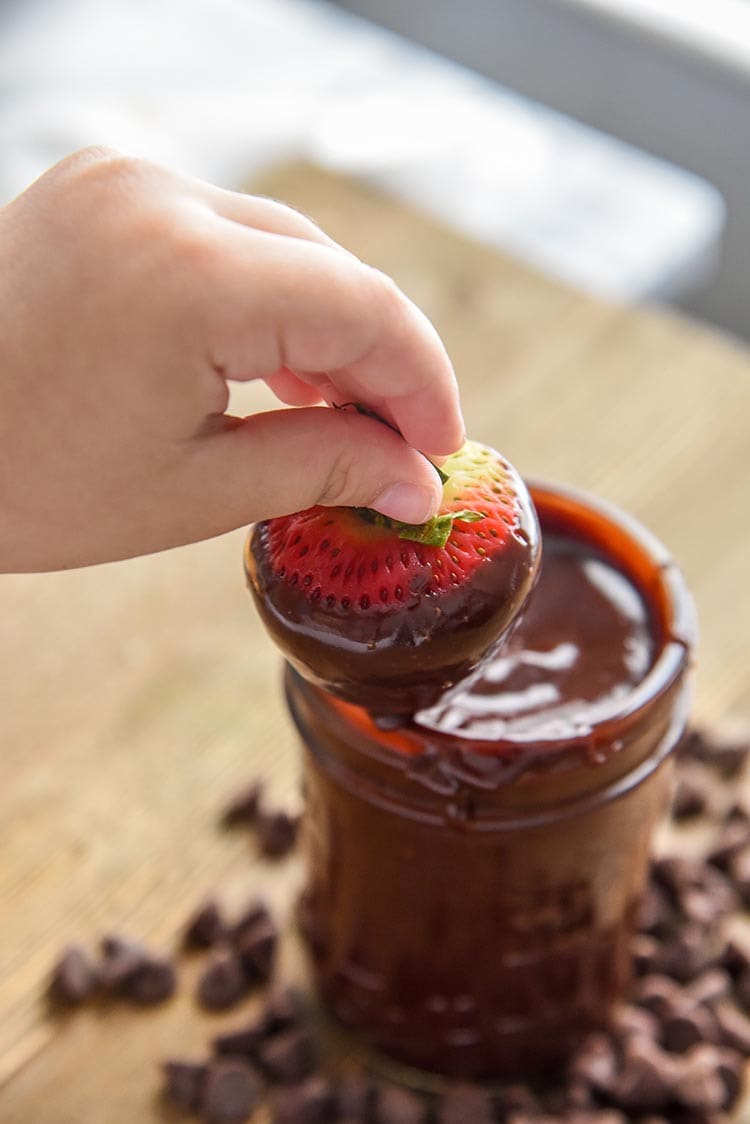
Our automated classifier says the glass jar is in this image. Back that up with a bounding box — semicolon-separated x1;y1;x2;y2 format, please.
274;482;696;1079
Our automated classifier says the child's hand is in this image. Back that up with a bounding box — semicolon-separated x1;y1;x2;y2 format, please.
0;148;463;572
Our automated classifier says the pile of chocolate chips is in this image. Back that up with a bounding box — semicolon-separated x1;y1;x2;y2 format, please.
220;779;299;858
49;934;177;1008
47;730;750;1123
48;781;295;1016
188;898;281;1012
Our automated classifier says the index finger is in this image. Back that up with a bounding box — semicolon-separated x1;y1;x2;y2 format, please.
202;225;465;458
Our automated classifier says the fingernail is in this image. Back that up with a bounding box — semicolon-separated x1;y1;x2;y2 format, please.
373;483;438;524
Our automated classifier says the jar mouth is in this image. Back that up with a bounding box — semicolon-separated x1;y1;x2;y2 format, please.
320;479;697;763
420;479;696;752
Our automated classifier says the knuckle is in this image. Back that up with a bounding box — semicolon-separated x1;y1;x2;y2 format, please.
41;149;156;230
62;147;140;191
366;266;406;316
259;195;309;227
64;149;216;272
28;146;121;200
57;151;178;224
63;144;122;171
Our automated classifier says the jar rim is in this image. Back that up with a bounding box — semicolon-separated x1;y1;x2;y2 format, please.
314;479;696;762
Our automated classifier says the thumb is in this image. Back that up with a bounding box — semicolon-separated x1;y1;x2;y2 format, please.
186;406;444;535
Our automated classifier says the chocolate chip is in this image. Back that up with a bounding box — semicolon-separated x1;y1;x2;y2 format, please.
197;946;248;1011
568;1032;618;1093
48;945;99;1006
99;933;136;958
232;898;273;944
727;844;750;905
661;1003;719;1053
719;931;750;977
256;809;299;858
680;884;732;929
678;728;712;762
712;997;750;1052
259;1028;315;1084
736;968;750;1011
221;779;264;828
202;1057;263;1123
727;801;750;823
638;879;677;939
610;1002;660;1043
436;1084;495;1123
125;955;177;1005
631;934;663;975
213;1017;267;1059
234;915;278;982
162;1059;207;1112
672;1044;730;1112
707;818;750;871
374;1085;427;1124
686;968;732;1007
678;729;749;778
609;1037;677;1112
652;857;738;923
271;1076;336;1124
672;773;708;820
631;974;684;1019
262;985;305;1033
713;1045;744;1108
184;899;227;949
707;737;749;779
654;924;718;983
99;934;148;992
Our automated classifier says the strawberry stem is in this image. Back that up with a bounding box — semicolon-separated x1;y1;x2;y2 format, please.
336;403;467;544
355;508;484;549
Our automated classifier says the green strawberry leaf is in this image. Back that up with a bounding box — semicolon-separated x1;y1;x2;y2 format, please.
356;508;484;549
395;510;484;547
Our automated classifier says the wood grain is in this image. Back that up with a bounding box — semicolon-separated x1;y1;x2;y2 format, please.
1;163;749;1121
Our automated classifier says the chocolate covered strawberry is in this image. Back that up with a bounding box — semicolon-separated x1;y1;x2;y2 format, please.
245;440;540;715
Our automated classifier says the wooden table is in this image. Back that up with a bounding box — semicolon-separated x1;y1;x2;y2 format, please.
2;164;749;1122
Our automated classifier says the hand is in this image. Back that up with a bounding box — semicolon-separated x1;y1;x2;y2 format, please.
0;148;464;572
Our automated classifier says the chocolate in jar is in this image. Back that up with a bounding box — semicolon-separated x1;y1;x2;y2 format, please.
285;482;696;1079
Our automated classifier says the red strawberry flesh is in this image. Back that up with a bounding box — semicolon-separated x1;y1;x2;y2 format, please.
246;440;540;715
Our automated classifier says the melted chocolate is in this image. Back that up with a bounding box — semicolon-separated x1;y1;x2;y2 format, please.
287;486;694;1080
417;534;656;743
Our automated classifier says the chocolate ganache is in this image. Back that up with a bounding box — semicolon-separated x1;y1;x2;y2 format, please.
416;533;656;745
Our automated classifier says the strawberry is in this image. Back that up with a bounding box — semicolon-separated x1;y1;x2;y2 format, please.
245;440;540;715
